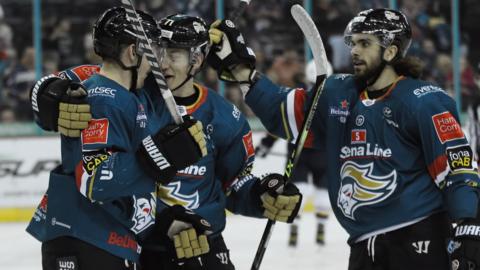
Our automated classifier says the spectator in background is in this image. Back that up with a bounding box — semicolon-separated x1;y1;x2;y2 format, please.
447;55;480;110
0;106;16;123
47;18;75;69
433;53;452;93
0;3;13;101
4;47;36;121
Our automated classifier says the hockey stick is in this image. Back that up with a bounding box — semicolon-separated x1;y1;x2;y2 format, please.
230;0;251;22
250;4;329;270
120;0;183;124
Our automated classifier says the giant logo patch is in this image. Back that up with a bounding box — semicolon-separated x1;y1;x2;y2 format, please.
338;161;397;220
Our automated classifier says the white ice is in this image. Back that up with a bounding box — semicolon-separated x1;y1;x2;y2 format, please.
0;132;350;269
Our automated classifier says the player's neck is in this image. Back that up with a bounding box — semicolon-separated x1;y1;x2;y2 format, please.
173;79;195;97
99;63;134;91
367;65;400;91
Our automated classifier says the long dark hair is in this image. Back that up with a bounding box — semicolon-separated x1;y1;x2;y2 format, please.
392;56;424;79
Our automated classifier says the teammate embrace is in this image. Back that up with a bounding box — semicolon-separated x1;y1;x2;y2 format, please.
28;7;302;270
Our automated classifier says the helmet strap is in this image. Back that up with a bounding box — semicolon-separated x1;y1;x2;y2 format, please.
113;45;143;91
171;47;204;92
172;65;194;92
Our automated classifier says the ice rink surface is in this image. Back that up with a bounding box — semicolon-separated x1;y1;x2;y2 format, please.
0;132;350;269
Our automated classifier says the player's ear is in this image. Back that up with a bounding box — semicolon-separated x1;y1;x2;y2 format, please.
192;52;204;71
384;45;398;62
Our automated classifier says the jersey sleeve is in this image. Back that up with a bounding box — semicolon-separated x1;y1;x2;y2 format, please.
75;101;155;202
245;75;324;149
30;65;100;129
56;64;101;83
412;90;480;220
213;109;264;217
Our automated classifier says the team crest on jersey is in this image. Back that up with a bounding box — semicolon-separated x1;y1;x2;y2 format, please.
131;195;156;234
338;161;397;220
157;181;200;209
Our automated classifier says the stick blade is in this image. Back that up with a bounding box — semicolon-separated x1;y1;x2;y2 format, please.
290;4;328;77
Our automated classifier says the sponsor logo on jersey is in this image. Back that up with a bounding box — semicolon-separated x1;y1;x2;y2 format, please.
107;231;140;253
432;112;464;144
355;115;364;126
413;85;445;98
329;100;350;123
82;150;110;175
446;145;473;171
136;104;147;128
232;104;241;120
333;74;350;80
33;194;48;222
382;107;399;128
71;65;100;81
142;135;171;170
88;86;116;98
338;161;397;220
351;129;366;144
82;118;109;145
242;131;255;159
51;217;71;229
157;181;200;209
385;118;399;128
340;143;392;159
131;195;156;234
383;107;392;117
177;165;207;178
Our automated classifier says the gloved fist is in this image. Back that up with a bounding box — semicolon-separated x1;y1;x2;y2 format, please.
30;75;91;137
449;217;480;270
207;19;256;83
255;134;277;158
137;115;207;184
58;83;91;137
157;205;212;260
255;173;302;223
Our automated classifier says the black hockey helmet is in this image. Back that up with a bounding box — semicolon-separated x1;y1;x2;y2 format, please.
344;9;412;58
158;14;209;57
93;6;159;60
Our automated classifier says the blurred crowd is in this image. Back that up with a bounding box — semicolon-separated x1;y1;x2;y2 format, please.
1;0;480;123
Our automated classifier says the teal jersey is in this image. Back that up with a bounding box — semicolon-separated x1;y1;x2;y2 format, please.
28;66;264;261
246;74;480;243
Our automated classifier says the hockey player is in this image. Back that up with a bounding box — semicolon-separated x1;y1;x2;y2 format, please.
208;9;480;269
27;7;210;270
29;12;303;270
